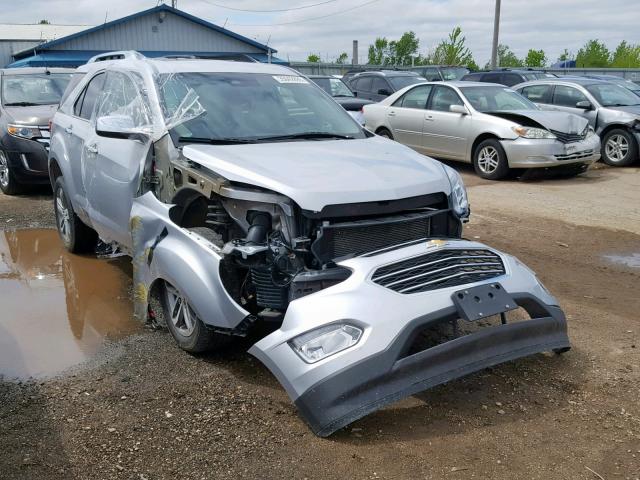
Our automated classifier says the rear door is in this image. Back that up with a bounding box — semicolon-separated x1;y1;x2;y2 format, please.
422;85;469;159
385;85;433;152
82;70;152;248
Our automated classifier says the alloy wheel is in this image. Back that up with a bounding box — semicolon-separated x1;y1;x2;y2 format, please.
165;284;197;336
0;151;9;188
605;134;629;163
477;146;499;174
55;189;72;244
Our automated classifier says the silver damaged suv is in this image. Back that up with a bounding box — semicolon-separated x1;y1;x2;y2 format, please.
49;52;570;437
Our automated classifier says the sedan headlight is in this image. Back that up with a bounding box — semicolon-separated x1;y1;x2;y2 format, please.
7;124;40;139
290;323;363;364
442;163;469;220
512;126;556;139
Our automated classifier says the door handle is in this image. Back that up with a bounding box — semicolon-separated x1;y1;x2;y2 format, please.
425;115;434;121
86;143;98;154
388;111;396;117
64;126;73;134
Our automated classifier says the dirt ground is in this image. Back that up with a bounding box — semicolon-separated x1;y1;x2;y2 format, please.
1;166;639;480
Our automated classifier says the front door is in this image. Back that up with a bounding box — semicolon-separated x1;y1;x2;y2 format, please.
422;85;469;159
83;71;152;249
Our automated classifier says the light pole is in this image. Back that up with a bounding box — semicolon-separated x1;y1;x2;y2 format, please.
490;0;501;69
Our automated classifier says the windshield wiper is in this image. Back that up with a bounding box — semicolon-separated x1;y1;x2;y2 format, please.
3;101;43;106
256;132;355;141
178;136;256;145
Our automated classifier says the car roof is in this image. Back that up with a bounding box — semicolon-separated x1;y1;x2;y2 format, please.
0;67;75;75
515;77;610;87
353;70;420;77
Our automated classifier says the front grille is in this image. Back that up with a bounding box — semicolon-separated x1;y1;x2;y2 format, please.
554;149;594;161
372;248;505;294
550;129;586;144
311;210;448;263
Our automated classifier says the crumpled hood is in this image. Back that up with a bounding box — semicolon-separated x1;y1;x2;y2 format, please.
182;136;450;212
486;110;588;134
2;104;58;125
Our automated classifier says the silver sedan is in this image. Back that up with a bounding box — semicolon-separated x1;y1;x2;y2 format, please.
363;81;601;179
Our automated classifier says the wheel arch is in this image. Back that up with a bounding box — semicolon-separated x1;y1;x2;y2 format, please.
470;132;501;160
599;123;637;142
49;157;63;187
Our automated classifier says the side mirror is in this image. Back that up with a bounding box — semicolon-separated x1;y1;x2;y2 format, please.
449;104;469;115
96;115;146;140
377;88;391;96
575;100;593;110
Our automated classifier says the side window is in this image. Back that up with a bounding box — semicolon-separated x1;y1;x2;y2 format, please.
95;71;151;128
60;73;86;107
355;76;372;92
393;85;432;109
520;84;552;104
482;73;503;84
77;73;105;120
502;73;522;86
429;86;464;112
371;77;389;94
553;85;588;107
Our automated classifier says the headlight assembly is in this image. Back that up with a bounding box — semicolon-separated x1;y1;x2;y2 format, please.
512;126;556;139
7;124;40;140
290;323;363;363
442;163;470;220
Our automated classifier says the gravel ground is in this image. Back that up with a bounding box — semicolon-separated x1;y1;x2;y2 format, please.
0;166;638;480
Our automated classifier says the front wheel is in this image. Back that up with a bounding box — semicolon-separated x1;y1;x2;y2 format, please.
54;176;98;253
473;139;510;180
376;128;393;140
0;150;22;195
162;282;230;353
601;129;638;166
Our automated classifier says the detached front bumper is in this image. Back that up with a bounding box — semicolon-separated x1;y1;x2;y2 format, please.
249;240;570;437
500;135;600;168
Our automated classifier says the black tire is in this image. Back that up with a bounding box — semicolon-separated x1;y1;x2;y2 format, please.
473;139;510;180
0;150;23;195
161;281;230;353
376;128;394;139
601;128;638;166
53;176;98;253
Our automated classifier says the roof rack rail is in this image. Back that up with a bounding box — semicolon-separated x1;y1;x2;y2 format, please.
87;51;145;64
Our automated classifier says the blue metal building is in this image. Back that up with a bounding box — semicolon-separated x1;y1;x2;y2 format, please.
8;4;283;67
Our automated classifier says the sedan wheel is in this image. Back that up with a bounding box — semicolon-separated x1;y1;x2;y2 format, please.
602;129;637;166
0;150;21;195
477;146;500;174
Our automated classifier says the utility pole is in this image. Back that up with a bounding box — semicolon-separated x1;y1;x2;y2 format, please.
490;0;501;69
171;0;177;8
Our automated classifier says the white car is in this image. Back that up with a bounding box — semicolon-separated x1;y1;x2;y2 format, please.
48;52;570;436
364;81;600;179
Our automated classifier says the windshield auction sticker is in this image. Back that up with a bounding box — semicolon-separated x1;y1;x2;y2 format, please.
273;75;309;84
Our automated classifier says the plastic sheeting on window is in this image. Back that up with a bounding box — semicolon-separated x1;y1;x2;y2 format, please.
155;73;206;131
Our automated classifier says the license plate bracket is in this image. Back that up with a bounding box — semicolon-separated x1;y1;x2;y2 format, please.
452;283;517;322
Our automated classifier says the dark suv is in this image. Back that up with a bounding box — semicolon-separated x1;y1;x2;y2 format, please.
409;65;469;81
348;70;426;101
461;69;557;87
0;68;73;194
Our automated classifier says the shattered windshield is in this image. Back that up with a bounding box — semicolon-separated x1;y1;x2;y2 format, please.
155;72;365;143
2;73;72;106
461;86;538;112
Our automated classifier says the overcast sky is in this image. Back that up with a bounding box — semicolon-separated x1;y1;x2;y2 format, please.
5;0;640;64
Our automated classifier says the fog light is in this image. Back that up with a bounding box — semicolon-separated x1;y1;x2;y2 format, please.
290;324;363;363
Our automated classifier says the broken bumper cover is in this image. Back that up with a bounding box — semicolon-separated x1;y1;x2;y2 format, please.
249;240;570;437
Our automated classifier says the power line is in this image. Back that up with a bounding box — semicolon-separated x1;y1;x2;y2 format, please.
195;0;340;13
226;0;382;26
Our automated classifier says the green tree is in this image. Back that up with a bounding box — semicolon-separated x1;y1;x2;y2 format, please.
335;52;349;64
431;26;474;66
558;49;572;62
524;49;547;67
307;54;321;63
388;31;420;66
39;19;50;24
610;40;640;68
466;58;479;71
497;44;523;67
575;39;610;67
367;37;388;65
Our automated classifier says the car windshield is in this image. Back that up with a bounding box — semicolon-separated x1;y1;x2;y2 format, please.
608;77;640;92
585;83;640;106
2;73;72;106
460;85;538;112
388;76;426;90
312;77;354;97
156;72;365;143
440;67;469;81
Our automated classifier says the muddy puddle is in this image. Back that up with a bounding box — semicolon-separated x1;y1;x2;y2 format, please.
0;229;139;381
602;253;640;269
